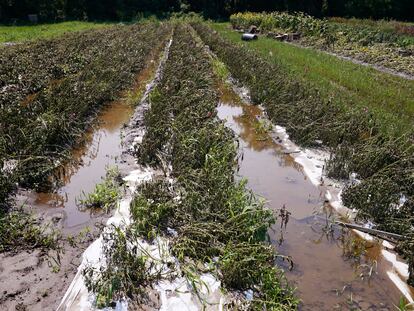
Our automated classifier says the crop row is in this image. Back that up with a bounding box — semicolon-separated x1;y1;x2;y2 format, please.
193;22;414;286
0;22;171;212
83;23;298;309
230;12;414;76
1;25;123;105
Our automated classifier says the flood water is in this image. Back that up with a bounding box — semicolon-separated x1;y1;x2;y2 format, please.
18;56;160;230
216;82;414;310
25;102;134;228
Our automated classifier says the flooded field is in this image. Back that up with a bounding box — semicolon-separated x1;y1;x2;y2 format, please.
2;20;413;310
25;102;133;228
16;54;160;231
216;81;414;310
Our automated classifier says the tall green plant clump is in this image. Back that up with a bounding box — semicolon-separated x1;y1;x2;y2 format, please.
193;22;414;286
231;12;330;38
84;23;298;309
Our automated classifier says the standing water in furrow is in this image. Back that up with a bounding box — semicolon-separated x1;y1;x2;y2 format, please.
215;80;413;310
15;43;164;231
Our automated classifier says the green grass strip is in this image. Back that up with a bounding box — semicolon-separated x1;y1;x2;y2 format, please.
0;21;110;43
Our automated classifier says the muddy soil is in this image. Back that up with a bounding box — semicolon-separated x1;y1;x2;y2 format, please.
0;225;99;310
0;100;133;310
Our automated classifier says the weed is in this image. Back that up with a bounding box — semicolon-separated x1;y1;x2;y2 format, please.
78;167;122;214
212;57;230;81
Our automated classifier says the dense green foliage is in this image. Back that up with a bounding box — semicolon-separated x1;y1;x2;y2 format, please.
230;12;414;76
193;22;414;286
1;0;413;23
84;23;298;309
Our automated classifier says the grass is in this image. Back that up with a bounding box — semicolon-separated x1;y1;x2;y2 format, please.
212;22;414;135
0;21;110;43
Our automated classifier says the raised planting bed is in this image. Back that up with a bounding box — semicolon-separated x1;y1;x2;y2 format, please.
0;22;172;208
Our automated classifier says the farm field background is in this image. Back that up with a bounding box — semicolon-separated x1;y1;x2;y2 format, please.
0;13;413;311
0;21;110;43
230;12;414;77
213;22;414;135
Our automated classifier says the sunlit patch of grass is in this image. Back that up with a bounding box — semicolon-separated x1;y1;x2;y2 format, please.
0;21;110;43
212;57;230;81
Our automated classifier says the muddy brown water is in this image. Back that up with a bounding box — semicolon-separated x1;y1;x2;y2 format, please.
216;82;414;310
22;102;134;229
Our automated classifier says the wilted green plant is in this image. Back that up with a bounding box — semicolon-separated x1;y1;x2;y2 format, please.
0;209;60;253
83;225;169;308
78;167;121;213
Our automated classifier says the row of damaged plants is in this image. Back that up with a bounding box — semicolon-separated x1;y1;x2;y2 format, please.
230;12;414;76
192;22;414;286
82;23;298;310
0;21;170;199
0;22;171;254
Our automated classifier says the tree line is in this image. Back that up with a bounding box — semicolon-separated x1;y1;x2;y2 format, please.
1;0;413;23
